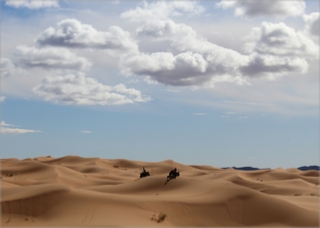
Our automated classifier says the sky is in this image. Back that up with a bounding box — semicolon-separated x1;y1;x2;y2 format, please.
0;0;319;169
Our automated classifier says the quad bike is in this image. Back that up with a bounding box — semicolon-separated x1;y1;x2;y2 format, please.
167;171;179;181
140;171;150;178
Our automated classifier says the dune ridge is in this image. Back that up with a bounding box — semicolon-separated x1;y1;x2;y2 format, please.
1;155;319;226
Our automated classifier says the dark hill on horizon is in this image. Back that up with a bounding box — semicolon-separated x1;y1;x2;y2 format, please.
297;165;320;171
222;166;319;171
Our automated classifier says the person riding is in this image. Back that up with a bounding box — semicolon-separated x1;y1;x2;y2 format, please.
169;167;177;176
140;167;150;178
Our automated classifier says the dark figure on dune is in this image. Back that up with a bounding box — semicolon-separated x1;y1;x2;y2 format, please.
164;167;180;185
167;167;180;180
140;167;150;178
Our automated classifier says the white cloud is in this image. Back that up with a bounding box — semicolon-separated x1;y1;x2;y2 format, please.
0;96;6;102
216;0;305;17
136;19;245;58
5;0;58;9
36;19;138;54
122;1;316;87
1;121;41;134
1;58;15;77
243;22;319;58
1;0;318;118
303;12;319;38
1;121;14;127
122;17;251;86
81;130;92;134
240;21;318;79
13;45;92;71
120;0;317;88
124;16;313;86
121;51;223;86
240;54;309;79
120;1;205;22
193;113;207;116
122;52;175;74
33;73;151;105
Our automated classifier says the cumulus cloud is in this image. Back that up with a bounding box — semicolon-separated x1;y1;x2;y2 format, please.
216;0;305;17
1;58;15;77
13;45;92;71
122;18;251;86
243;22;319;58
0;96;6;102
122;52;175;74
135;19;248;65
5;0;58;9
121;50;252;86
240;54;308;79
136;19;210;53
122;51;216;86
1;121;41;134
33;73;150;105
240;21;318;78
121;13;315;86
36;19;138;54
120;1;205;22
136;19;194;51
303;12;319;38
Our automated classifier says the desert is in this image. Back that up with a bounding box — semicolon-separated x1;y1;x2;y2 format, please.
1;155;319;227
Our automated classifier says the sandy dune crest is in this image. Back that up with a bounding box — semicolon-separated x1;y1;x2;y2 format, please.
1;155;319;226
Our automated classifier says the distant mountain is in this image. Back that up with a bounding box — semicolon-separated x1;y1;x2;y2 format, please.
221;166;320;171
221;166;269;171
297;166;320;171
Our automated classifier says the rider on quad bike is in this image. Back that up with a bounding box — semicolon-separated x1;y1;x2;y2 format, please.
167;167;179;180
140;167;150;178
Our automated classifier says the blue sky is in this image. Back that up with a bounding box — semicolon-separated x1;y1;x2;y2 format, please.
1;0;319;169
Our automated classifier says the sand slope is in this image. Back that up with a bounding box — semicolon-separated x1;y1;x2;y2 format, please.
1;155;319;226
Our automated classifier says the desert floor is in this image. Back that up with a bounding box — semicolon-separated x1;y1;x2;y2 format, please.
1;155;319;226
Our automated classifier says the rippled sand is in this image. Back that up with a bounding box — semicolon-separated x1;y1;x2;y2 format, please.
1;155;319;226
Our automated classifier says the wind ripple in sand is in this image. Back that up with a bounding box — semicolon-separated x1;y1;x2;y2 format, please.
1;155;319;226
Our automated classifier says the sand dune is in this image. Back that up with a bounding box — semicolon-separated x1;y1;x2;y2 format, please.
1;155;319;226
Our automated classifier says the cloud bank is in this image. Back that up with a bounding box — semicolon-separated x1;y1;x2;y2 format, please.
2;0;318;116
120;1;319;87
